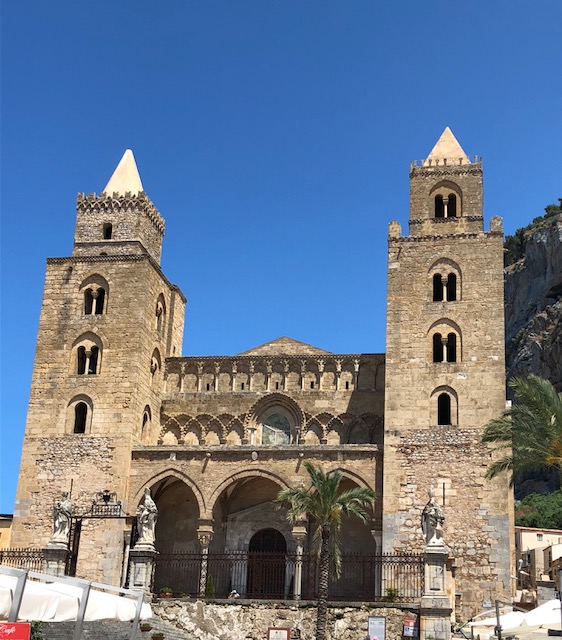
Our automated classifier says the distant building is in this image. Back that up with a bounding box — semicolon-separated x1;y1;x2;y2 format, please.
0;514;13;549
10;128;513;619
515;526;562;584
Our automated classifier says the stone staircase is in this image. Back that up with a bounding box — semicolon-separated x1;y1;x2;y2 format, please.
40;616;188;640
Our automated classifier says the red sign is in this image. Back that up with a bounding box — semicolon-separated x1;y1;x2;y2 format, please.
0;623;31;640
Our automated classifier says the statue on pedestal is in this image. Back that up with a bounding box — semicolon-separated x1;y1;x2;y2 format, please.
136;488;158;547
52;491;72;544
421;489;445;546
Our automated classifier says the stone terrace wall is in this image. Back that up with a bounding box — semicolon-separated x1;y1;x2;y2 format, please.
153;600;419;640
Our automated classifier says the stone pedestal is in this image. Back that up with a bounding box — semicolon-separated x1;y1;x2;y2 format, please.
420;544;452;640
129;546;157;594
43;544;68;577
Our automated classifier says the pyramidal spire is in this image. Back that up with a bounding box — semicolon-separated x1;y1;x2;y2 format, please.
102;149;144;195
423;127;470;166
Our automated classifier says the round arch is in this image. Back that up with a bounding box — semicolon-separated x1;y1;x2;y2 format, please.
130;468;206;518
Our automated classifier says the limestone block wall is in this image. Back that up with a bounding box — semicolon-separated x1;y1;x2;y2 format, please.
12;252;185;585
153;600;419;640
73;193;165;264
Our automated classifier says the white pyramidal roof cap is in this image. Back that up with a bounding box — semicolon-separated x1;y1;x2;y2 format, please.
102;149;144;195
423;127;470;165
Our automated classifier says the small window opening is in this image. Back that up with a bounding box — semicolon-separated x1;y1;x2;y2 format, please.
95;288;105;315
77;347;87;374
448;194;457;218
88;346;99;374
103;223;113;239
435;195;445;218
206;383;210;391
310;381;315;389
433;274;444;302
84;289;94;314
447;333;457;363
446;274;457;302
433;334;444;363
74;403;88;434
275;381;279;390
241;382;245;390
437;393;451;425
345;381;350;390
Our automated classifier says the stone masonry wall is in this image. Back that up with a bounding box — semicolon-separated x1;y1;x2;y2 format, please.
153;600;419;640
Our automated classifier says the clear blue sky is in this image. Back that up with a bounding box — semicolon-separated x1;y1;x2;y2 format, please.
1;1;561;513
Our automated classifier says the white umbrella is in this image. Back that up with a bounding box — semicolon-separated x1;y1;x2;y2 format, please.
502;599;561;634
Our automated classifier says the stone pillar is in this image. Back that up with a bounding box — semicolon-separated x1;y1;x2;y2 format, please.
335;360;342;391
214;363;220;392
231;362;237;391
197;526;213;597
353;359;360;389
420;544;452;640
179;364;185;393
196;363;203;392
317;360;324;390
43;545;68;577
129;547;158;594
291;522;307;601
283;361;289;391
248;362;254;392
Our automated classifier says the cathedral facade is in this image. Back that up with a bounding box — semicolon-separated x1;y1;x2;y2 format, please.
11;129;513;619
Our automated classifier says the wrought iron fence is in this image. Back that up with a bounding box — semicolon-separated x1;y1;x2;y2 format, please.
0;548;45;572
152;551;423;602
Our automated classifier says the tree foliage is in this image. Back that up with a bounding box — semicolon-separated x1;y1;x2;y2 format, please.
504;199;561;267
275;462;375;640
515;492;562;529
481;375;562;485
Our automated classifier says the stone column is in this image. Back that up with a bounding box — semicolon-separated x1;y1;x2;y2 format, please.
266;361;272;391
196;363;203;392
214;363;220;392
231;362;237;391
179;364;185;393
291;522;307;601
197;526;214;597
283;361;289;391
353;359;360;389
248;362;254;392
335;360;342;391
317;359;324;390
43;544;68;577
129;546;158;594
420;543;452;640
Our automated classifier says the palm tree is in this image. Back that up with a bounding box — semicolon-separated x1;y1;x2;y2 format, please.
275;462;375;640
481;375;562;485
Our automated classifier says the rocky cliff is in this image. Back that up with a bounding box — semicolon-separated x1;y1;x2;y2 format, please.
504;215;562;392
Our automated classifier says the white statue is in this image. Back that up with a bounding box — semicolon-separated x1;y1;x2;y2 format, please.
136;488;158;546
421;489;445;546
52;491;72;544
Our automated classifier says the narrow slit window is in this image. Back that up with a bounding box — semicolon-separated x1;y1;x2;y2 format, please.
310;381;315;389
448;194;457;218
84;289;94;315
437;393;451;425
433;274;444;302
77;347;87;374
433;334;444;363
95;288;105;315
241;382;245;390
74;403;88;434
103;223;113;239
206;383;210;391
345;381;350;390
435;195;445;218
447;333;457;363
446;274;457;301
88;346;99;374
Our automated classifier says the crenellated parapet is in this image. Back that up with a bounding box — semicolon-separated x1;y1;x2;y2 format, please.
77;191;165;233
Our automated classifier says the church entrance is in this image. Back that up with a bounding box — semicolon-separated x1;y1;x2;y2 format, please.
247;528;287;598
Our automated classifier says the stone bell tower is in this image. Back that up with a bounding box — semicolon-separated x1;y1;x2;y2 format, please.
382;128;514;619
11;150;185;584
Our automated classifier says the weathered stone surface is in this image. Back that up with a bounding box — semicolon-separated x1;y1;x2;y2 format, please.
152;600;418;640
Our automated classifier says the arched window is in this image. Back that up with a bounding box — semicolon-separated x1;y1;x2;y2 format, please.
433;334;444;362
437;393;451;425
150;349;162;386
433;274;444;302
80;275;109;316
448;194;457;218
103;223;113;239
435;195;445;218
73;334;103;375
74;402;88;434
142;406;151;438
262;413;292;445
446;333;457;363
446;273;457;301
